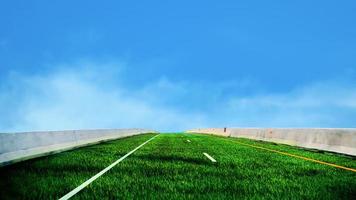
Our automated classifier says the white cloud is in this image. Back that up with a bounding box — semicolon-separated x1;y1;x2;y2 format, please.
0;61;207;132
225;80;356;127
0;60;355;132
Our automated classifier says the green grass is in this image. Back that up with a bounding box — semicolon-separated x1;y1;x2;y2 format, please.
0;133;355;199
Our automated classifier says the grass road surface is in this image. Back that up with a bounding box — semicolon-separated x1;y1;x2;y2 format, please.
0;133;355;199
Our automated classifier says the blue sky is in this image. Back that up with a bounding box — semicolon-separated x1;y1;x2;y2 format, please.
0;1;356;132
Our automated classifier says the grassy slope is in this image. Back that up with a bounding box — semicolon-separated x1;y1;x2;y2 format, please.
0;133;157;199
0;133;355;199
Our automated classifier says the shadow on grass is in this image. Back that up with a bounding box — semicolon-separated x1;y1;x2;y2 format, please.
132;154;210;166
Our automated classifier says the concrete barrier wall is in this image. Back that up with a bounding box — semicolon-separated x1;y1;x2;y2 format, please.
187;128;356;156
0;128;156;166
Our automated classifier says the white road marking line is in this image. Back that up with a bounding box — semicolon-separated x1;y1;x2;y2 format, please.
203;153;217;163
187;139;191;143
59;134;159;200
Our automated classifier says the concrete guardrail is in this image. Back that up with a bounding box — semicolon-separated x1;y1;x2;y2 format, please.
0;128;156;166
187;128;356;156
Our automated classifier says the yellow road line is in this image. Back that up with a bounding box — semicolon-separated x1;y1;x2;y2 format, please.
224;138;356;173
